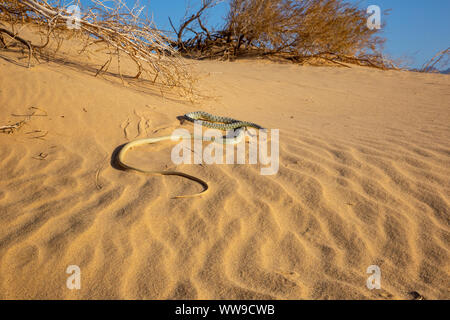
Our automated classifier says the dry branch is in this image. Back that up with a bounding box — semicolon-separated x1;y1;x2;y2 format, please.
0;121;26;133
171;0;391;68
0;0;195;96
0;27;32;67
170;0;219;50
421;47;449;73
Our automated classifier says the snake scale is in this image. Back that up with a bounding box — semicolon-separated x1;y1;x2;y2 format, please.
116;111;264;198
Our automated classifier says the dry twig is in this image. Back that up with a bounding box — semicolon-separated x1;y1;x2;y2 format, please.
1;0;195;96
421;47;449;73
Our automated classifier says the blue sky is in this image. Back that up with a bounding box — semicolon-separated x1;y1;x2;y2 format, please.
80;0;450;69
356;0;450;68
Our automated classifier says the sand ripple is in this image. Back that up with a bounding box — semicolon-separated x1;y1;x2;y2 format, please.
0;57;449;299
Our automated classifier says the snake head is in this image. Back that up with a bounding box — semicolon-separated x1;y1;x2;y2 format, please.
176;115;187;125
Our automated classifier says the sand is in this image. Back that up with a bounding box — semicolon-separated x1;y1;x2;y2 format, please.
0;39;449;299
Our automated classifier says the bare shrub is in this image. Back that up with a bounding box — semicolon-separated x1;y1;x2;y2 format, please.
171;0;392;68
420;47;449;73
0;0;195;97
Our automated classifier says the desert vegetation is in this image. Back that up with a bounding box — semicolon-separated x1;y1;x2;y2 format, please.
0;0;195;96
170;0;393;68
420;47;449;73
0;0;404;96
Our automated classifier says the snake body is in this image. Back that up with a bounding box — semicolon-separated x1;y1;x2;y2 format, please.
183;111;263;131
117;111;264;198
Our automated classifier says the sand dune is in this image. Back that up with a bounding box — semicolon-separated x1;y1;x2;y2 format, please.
0;44;449;299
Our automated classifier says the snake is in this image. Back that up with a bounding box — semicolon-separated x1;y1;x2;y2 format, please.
116;111;264;198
